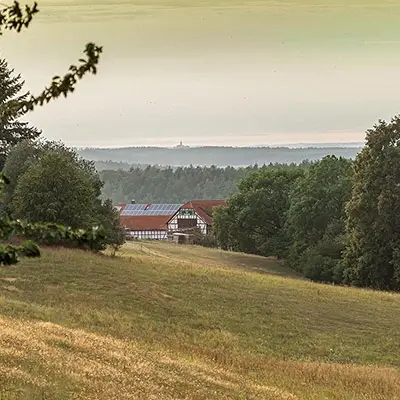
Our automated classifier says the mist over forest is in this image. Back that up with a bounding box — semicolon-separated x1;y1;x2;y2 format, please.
81;145;362;170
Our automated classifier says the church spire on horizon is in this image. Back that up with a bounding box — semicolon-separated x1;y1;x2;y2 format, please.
175;140;189;149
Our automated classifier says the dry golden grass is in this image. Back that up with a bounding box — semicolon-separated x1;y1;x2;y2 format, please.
0;315;399;400
0;315;306;399
0;242;399;399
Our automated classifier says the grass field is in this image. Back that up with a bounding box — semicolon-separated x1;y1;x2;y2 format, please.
0;242;399;399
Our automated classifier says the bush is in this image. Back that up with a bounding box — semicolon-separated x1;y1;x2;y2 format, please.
192;231;218;248
299;234;346;284
302;248;343;284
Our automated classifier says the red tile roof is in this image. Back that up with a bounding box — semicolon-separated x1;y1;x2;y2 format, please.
181;200;226;225
117;200;226;230
120;215;170;231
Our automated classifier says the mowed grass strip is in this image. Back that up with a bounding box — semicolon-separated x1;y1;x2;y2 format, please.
0;243;399;398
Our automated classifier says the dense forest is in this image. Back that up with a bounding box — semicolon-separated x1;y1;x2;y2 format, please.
100;163;309;204
101;165;249;203
81;145;361;169
213;116;400;290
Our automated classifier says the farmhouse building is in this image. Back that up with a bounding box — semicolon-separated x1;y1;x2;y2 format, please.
167;200;226;235
117;203;181;240
116;200;226;240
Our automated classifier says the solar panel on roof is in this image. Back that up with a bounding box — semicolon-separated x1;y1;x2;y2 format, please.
120;204;182;217
124;204;141;211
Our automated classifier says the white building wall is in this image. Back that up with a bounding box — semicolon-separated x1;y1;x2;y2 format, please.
167;208;208;235
127;230;167;240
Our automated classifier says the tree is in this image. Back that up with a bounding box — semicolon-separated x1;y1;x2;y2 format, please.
296;221;348;283
94;199;125;255
0;169;108;263
213;205;236;251
213;166;304;258
0;1;103;264
286;156;353;282
2;140;102;212
7;143;124;249
0;59;41;170
344;116;400;290
13;151;97;228
1;139;40;211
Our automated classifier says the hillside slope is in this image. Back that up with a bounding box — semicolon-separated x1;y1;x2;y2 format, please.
0;243;399;399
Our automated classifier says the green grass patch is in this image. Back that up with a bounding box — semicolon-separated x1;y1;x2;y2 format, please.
0;242;398;398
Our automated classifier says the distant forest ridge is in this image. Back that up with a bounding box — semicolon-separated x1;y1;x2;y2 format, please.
78;145;362;170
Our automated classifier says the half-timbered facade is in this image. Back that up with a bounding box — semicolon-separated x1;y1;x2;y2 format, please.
167;200;226;235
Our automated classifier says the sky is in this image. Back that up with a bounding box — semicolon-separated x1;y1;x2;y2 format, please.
2;0;400;147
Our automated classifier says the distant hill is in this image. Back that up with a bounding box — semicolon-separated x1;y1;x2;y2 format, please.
78;145;362;168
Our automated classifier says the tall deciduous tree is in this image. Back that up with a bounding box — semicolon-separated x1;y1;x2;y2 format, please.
2;140;102;211
344;116;400;290
13;151;98;228
7;141;124;248
213;205;236;251
213;166;304;258
0;59;41;170
286;156;353;282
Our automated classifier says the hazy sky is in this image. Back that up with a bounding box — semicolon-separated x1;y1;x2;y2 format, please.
2;0;400;147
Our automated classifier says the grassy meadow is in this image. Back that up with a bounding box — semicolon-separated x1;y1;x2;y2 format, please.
0;242;399;399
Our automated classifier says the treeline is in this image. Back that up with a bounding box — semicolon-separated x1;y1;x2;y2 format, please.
214;116;400;291
80;145;361;168
93;160;147;171
100;163;310;204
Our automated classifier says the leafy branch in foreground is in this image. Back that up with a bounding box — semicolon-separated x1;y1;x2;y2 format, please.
0;1;38;34
0;215;108;265
0;1;102;118
10;219;107;251
1;42;103;117
22;42;103;112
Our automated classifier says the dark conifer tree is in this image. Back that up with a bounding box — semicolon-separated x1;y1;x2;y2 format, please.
0;58;41;170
